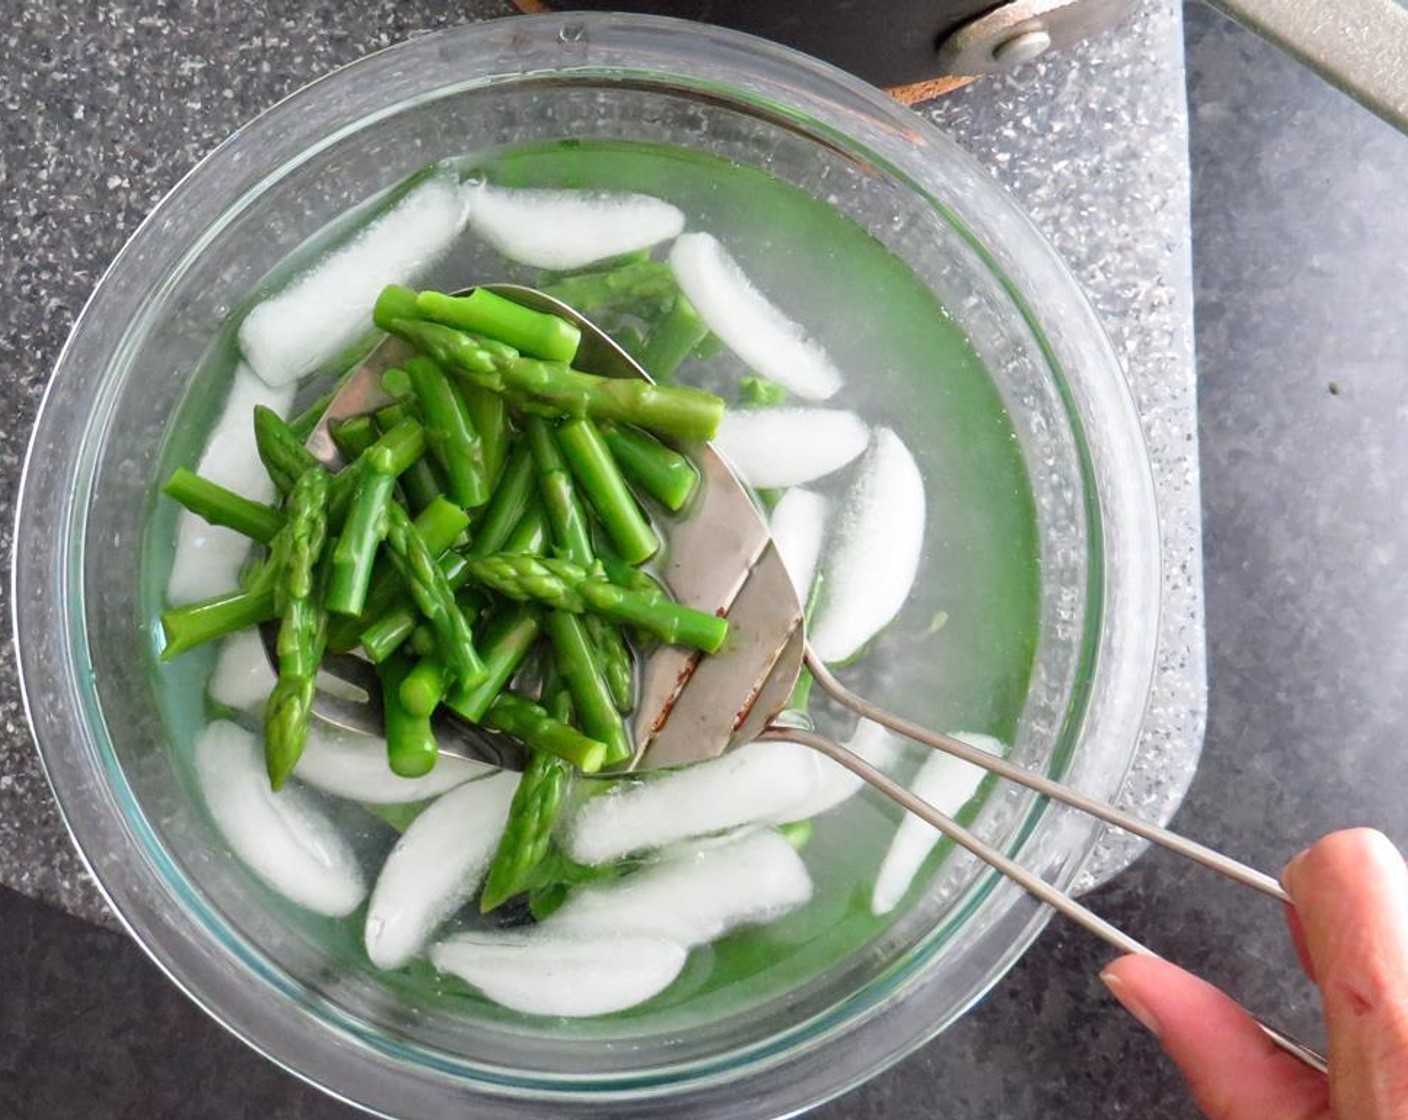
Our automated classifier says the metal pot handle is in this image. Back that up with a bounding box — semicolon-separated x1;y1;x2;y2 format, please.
1208;0;1408;134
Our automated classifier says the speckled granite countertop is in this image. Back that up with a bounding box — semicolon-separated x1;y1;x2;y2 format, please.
0;0;1201;927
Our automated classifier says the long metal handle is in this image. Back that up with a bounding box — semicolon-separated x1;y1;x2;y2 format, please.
760;726;1328;1075
1207;0;1408;135
804;647;1290;902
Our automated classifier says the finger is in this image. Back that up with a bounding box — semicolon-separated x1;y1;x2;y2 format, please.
1102;954;1330;1120
1283;828;1408;1118
1285;901;1316;982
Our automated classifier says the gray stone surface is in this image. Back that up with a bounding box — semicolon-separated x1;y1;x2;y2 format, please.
13;2;1403;1119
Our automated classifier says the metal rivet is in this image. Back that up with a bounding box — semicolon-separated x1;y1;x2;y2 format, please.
992;28;1053;66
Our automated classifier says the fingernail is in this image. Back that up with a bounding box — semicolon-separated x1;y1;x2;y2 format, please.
1101;970;1161;1038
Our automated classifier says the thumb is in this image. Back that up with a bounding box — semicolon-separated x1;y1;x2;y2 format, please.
1102;954;1330;1120
1282;828;1408;1118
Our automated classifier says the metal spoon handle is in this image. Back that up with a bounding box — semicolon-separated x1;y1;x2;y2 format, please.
760;726;1328;1075
803;646;1290;904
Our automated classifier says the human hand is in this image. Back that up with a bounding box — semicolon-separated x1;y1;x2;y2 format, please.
1101;829;1408;1119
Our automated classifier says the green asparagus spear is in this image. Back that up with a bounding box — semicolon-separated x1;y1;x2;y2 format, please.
399;655;447;718
326;417;426;526
265;466;330;789
637;293;709;382
528;882;571;922
288;384;341;442
463;384;509;492
544;610;631;764
468;443;535;559
466;554;589;612
578;577;727;654
537;653;564;708
786;666;816;715
255;408;426;524
416;287;582;364
499;348;723;443
410;624;437;659
739;374;787;407
540;260;678;317
373;404;441;513
502;503;550;555
596;545;668;595
373;281;421;325
164;468;285;544
584;613;634;713
556;417;659;564
525;851;621;919
694;331;726;360
537;248;650;283
363;800;426;833
343;417;427;494
360;612;414;664
325;446;397;617
612;324;646;360
482;691;608;773
599;422;699;512
159;585;276;659
779;819;814;851
325;496;469;652
444;604;541;723
783;574;822;715
361;611;417;664
381;365;414;401
254;404;317;493
329;414;378;461
479;748;572;911
378;652;439;778
545;681;574;724
373;400;417;429
359;553;475;663
405;356;489;509
383;501;486;688
524;415;594;568
385;318;724;443
161;489;297;657
464;553;728;653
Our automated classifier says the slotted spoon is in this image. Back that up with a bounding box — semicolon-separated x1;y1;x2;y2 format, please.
282;284;1327;1074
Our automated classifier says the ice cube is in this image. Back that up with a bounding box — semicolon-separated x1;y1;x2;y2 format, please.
810;428;926;663
550;827;812;946
670;232;844;400
465;184;684;270
167;365;293;605
713;408;868;489
768;486;829;602
238;171;469;388
566;739;827;865
194;720;366;917
871;732;1002;915
429;929;687;1017
363;772;518;970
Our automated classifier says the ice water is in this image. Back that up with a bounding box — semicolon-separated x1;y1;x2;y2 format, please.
142;139;1041;1032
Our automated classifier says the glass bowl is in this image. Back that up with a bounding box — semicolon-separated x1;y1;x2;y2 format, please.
12;14;1160;1119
